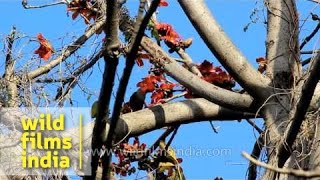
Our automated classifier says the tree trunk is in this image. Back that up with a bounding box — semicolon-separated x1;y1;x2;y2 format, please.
262;0;302;179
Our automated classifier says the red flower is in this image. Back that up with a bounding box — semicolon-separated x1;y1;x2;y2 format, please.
67;0;96;24
160;83;176;91
159;0;168;6
136;52;151;67
34;33;54;61
256;57;267;73
155;23;180;46
197;60;235;89
137;75;159;93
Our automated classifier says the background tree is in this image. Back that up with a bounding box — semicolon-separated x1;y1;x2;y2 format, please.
1;0;320;179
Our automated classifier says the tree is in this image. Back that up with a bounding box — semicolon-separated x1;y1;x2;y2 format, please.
1;0;320;179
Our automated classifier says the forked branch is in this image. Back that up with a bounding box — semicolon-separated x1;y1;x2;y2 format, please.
141;37;254;111
178;0;270;98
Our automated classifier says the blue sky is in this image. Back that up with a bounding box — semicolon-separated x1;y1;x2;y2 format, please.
1;0;319;179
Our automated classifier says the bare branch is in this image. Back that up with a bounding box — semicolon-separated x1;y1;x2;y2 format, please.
301;50;320;54
307;0;320;4
27;19;105;80
243;152;320;178
145;127;176;157
35;77;70;83
72;49;104;78
54;48;104;102
22;0;67;9
302;57;311;66
278;52;320;167
178;0;270;98
300;13;320;50
246;119;263;134
141;37;254;111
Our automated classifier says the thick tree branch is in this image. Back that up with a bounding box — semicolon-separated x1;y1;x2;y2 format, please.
278;52;320;167
27;19;105;80
103;0;159;178
266;0;301;86
262;1;301;178
141;37;254;111
103;98;256;141
178;0;270;98
91;0;120;178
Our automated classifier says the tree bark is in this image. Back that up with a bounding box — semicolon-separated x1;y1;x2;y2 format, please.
263;0;301;179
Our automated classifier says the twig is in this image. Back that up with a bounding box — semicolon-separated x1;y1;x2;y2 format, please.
173;58;185;63
161;92;186;103
301;57;311;66
72;49;104;77
301;50;320;54
246;119;263;134
306;0;320;4
242;151;320;178
165;125;180;150
209;121;219;133
147;127;176;156
103;0;160;178
54;48;104;103
176;48;202;77
278;52;320;167
300;14;320;49
22;0;67;9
